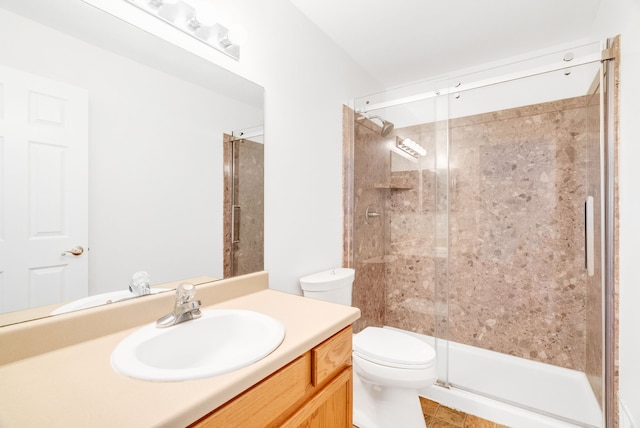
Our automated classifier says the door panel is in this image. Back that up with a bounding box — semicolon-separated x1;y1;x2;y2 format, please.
0;65;88;313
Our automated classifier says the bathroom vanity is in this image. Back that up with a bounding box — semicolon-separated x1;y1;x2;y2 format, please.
192;326;353;427
0;272;360;427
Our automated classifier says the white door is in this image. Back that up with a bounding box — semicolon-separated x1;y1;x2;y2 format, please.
0;65;88;313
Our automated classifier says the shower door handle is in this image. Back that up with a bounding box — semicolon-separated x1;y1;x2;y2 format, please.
231;205;241;244
585;196;594;276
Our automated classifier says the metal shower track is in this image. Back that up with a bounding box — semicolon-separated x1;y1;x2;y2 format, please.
357;51;603;113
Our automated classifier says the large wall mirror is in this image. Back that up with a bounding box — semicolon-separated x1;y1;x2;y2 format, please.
0;0;264;326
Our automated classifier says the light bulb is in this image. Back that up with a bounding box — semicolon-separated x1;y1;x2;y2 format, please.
194;3;216;27
156;0;182;21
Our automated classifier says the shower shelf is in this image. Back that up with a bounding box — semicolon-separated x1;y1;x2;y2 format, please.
374;184;413;190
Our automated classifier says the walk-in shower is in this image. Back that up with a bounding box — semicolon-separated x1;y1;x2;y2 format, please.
344;40;616;428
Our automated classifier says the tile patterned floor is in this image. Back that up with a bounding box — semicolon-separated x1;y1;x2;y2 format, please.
420;397;510;428
353;397;509;428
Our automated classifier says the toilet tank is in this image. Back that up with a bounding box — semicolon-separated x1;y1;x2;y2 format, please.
299;268;355;306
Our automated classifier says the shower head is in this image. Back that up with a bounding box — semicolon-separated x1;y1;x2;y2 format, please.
369;115;394;137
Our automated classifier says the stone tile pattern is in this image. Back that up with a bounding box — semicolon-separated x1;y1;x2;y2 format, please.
613;36;621;428
349;95;600;371
223;134;233;277
351;114;390;333
343;105;355;272
222;136;264;277
384;122;449;338
444;97;591;370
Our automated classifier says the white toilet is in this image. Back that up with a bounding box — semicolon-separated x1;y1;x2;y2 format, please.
300;268;437;428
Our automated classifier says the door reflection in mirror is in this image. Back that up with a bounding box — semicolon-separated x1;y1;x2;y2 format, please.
0;1;264;324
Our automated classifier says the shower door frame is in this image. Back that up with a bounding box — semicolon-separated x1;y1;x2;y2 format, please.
602;37;617;428
345;38;618;427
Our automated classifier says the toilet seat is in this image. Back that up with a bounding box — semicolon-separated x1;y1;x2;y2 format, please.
353;327;436;369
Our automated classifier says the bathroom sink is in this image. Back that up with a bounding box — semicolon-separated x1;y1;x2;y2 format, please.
50;288;170;315
110;309;286;382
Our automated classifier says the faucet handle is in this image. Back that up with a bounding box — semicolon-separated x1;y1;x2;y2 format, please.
129;271;151;296
176;282;196;303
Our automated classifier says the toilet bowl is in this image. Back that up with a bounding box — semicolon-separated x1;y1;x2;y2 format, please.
352;326;436;428
299;268;437;428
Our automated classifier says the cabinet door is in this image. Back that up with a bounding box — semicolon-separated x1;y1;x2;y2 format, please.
191;354;311;428
281;367;353;428
189;327;353;428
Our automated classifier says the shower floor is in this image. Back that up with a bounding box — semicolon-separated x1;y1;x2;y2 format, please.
384;327;603;428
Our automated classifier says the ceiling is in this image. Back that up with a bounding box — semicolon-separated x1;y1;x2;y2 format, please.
289;0;604;88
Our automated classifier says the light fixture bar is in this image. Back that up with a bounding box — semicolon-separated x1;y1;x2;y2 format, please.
123;0;242;61
396;136;426;158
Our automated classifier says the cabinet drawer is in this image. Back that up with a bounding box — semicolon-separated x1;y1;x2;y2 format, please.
311;326;352;386
192;353;311;428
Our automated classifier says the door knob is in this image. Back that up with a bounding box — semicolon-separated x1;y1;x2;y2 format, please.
61;246;84;256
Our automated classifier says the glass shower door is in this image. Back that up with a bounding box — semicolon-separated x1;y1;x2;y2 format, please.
349;41;610;428
351;82;452;382
443;58;604;427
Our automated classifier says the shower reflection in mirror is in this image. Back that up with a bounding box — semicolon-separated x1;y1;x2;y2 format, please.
223;126;264;277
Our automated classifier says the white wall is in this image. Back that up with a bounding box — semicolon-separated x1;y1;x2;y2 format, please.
0;9;262;294
84;0;381;295
180;0;382;295
616;3;640;426
237;2;381;294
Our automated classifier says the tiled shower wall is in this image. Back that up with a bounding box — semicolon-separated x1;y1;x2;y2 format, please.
223;136;264;278
445;97;592;371
350;114;389;333
347;95;602;373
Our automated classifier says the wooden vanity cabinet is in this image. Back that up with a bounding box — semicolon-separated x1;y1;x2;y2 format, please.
190;326;353;428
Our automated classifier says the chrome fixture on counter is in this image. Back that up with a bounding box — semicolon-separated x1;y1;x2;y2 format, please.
156;282;202;327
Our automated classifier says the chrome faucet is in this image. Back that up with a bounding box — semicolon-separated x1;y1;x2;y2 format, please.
129;271;151;296
156;282;202;328
106;271;152;304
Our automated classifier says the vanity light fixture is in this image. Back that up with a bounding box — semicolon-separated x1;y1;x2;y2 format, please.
124;0;246;60
220;24;248;48
396;136;427;158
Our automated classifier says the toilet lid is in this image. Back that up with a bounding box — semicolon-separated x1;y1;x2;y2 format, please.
353;327;436;369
